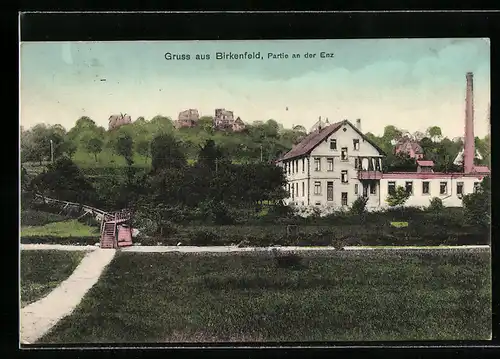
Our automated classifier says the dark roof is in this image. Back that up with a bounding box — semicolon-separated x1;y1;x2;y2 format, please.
278;120;386;161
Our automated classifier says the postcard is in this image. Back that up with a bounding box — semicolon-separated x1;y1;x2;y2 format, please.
20;38;491;345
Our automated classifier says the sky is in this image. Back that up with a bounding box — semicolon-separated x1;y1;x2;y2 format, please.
20;38;490;138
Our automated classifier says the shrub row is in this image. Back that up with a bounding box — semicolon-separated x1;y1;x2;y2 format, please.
136;227;489;247
20;228;488;247
21;236;99;246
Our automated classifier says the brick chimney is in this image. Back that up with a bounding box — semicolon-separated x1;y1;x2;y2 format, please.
463;72;475;174
356;119;361;132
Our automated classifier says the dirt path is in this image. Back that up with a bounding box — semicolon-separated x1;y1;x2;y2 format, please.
20;248;116;344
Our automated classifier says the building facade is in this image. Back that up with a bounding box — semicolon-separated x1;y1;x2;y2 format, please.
213;109;246;132
276;73;490;215
176;109;200;129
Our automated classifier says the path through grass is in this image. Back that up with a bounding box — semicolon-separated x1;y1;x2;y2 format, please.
39;249;491;343
21;250;88;307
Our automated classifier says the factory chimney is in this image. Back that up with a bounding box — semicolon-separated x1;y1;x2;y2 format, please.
356;119;361;132
463;72;475;174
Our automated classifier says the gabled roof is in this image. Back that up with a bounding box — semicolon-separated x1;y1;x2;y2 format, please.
278;119;387;161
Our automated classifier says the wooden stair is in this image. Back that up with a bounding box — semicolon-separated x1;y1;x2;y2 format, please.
100;221;116;249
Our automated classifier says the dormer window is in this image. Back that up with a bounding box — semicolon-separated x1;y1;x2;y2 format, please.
341;147;348;161
353;139;360;151
330;139;337;150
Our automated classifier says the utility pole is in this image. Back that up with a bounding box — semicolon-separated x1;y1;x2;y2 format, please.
50;139;54;163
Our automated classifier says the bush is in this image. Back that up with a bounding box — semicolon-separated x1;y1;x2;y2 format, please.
273;251;304;270
198;200;235;225
190;230;221;246
350;196;369;215
21;236;98;246
428;197;444;212
463;178;491;229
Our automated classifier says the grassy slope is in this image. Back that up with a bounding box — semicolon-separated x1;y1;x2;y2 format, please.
21;219;100;237
40;250;491;343
20;250;87;307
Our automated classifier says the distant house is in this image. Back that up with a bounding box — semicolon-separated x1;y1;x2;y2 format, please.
394;136;424;159
108;113;132;131
176;109;200;129
213;108;246;132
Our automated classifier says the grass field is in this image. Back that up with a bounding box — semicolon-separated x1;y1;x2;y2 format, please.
39;249;491;343
20;250;87;307
21;219;99;238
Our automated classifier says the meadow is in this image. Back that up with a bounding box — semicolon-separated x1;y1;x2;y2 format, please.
38;249;491;343
20;250;87;307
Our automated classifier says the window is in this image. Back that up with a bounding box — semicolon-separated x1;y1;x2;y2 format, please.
354;184;359;195
302;181;305;197
363;184;369;197
440;182;448;195
375;158;381;171
456;182;464;195
291;161;294;174
296;160;299;173
353;139;360;150
314;158;321;171
354;158;360;170
341;192;348;206
388;181;396;195
422;181;430;194
327;182;334;201
474;182;481;193
327;158;334;171
405;181;413;195
287;183;290;197
291;183;295;198
330;139;337;150
314;181;322;195
302;158;305;173
296;182;299;197
341;170;348;183
370;182;376;195
341;147;348;161
315;201;321;206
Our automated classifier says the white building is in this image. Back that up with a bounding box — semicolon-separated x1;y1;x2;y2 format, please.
276;72;490;214
276;119;489;214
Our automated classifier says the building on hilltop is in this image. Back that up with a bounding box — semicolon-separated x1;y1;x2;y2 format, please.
213;108;246;132
108;113;132;131
176;109;200;129
275;72;489;215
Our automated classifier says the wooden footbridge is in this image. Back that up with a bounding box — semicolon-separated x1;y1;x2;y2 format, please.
32;194;133;249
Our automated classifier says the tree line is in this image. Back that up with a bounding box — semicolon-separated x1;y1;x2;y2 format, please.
21;115;490;173
20;115;304;166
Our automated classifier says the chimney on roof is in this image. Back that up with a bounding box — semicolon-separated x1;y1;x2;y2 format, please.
356;119;361;132
464;72;475;174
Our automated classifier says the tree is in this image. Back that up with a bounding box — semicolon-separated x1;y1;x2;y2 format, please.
426;126;443;142
32;156;96;203
135;138;151;162
85;137;103;162
382;125;402;142
386;186;410;208
197;139;227;171
462;176;490;229
115;133;134;166
150;133;187;172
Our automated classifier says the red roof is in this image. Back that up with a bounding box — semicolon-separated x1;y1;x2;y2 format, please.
416;160;434;167
473;165;490;173
279;120;386;161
